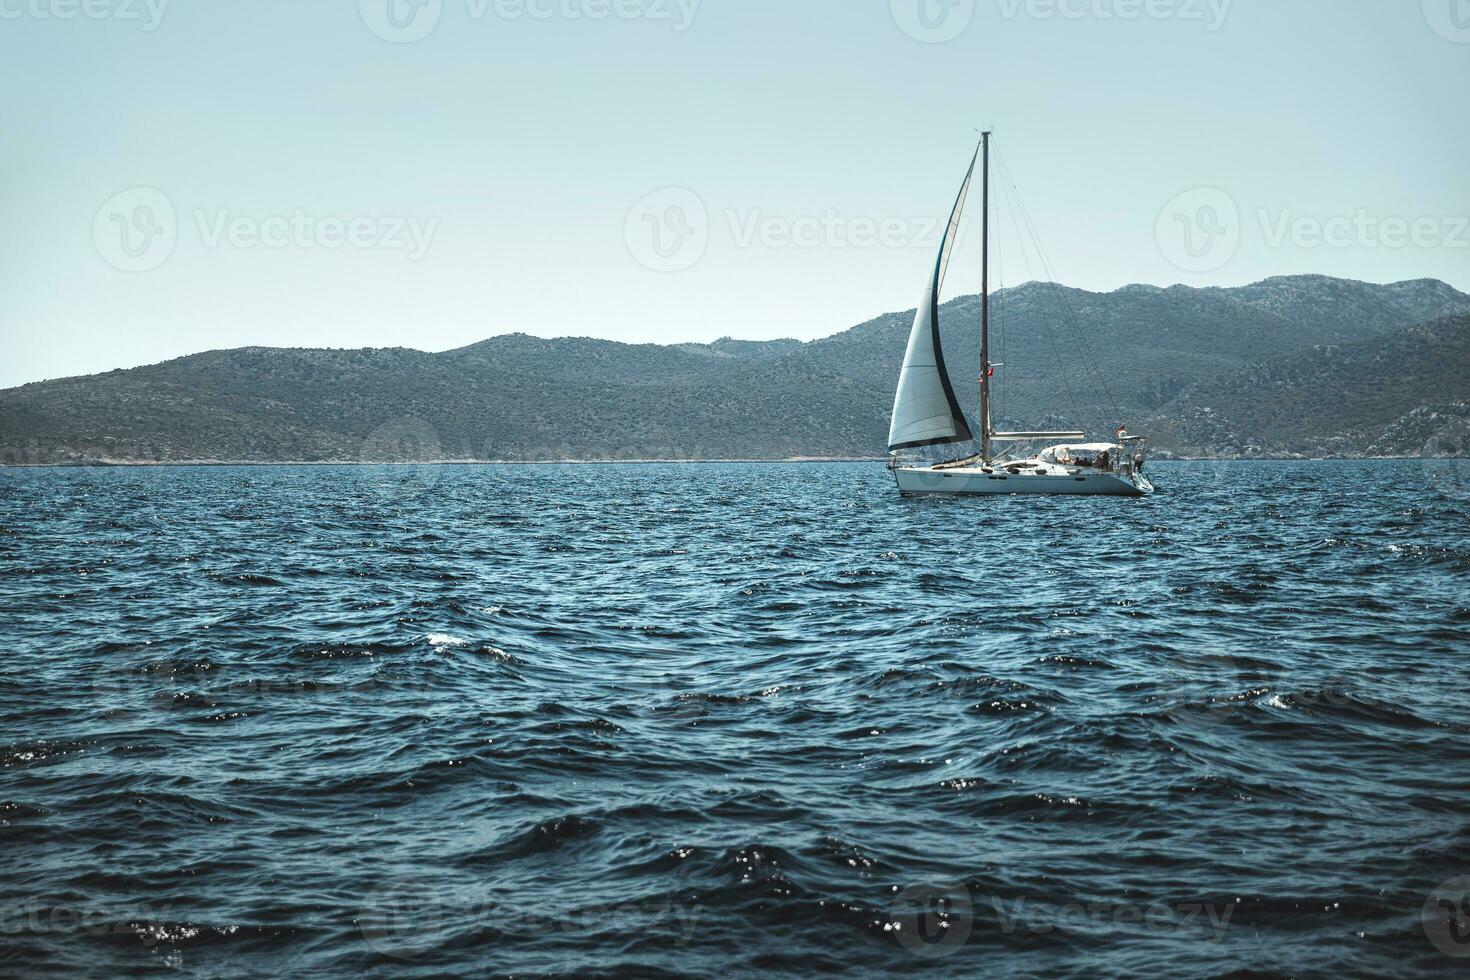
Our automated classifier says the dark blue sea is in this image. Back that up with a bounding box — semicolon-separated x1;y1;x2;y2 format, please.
4;460;1470;977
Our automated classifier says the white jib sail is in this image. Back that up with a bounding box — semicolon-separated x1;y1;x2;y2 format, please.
887;146;977;452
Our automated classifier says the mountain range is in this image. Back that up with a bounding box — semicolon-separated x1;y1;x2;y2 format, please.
3;274;1468;465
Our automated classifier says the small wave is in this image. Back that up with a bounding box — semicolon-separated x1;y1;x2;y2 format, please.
5;460;1468;977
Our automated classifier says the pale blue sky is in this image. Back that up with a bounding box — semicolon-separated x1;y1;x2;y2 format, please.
1;0;1466;387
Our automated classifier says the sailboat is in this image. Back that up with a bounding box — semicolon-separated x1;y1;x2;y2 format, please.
888;132;1154;497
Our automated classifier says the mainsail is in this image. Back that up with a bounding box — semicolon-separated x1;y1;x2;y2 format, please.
887;146;977;452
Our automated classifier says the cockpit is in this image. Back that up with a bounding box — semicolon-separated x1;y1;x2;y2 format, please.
1039;443;1118;469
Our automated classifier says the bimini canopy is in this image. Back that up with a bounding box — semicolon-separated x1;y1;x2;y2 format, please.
1040;443;1117;464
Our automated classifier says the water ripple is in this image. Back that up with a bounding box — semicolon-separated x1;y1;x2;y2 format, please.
2;460;1469;977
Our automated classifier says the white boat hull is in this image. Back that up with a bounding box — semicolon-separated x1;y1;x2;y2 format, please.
894;466;1152;497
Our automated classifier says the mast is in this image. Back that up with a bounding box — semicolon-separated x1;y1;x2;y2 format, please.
980;130;992;464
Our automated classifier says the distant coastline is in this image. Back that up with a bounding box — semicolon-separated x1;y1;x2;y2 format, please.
1;456;890;468
3;455;1465;469
4;277;1468;466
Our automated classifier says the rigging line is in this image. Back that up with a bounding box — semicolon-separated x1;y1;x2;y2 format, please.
991;165;1008;426
972;164;991;457
995;212;1004;424
995;146;1124;425
996;164;1083;427
994;153;1086;426
994;200;1007;425
1017;202;1120;423
995;146;1112;406
997;149;1115;418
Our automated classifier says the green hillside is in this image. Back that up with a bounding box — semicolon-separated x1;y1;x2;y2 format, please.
2;276;1467;464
